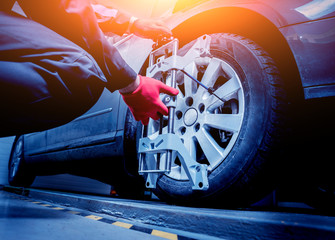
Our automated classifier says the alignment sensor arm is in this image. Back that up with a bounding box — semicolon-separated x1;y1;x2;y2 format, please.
171;68;224;103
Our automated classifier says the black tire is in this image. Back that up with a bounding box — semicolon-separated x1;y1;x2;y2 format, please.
8;135;36;187
113;109;146;199
151;33;288;206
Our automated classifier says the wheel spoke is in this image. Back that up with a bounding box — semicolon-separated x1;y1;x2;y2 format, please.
11;164;18;177
176;85;184;99
204;113;242;133
183;62;198;97
176;90;185;105
206;75;241;111
10;155;20;177
195;58;222;98
195;128;224;166
15;142;22;156
183;135;197;160
160;49;245;180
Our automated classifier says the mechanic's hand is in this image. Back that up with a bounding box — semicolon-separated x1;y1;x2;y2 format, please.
130;19;172;40
120;75;179;125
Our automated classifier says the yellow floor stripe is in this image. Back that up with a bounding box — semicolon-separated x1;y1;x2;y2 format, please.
67;211;80;215
112;221;133;229
151;230;178;240
85;215;103;221
52;207;64;210
13;194;181;240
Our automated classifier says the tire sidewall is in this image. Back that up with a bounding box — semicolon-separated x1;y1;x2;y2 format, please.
154;34;274;203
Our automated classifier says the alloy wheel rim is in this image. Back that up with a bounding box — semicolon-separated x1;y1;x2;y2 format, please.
147;56;245;180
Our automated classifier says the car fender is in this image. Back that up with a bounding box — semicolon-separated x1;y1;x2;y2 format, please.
165;0;335;99
167;0;335;29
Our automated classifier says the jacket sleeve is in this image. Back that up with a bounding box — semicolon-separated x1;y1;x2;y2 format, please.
17;0;137;92
91;3;132;35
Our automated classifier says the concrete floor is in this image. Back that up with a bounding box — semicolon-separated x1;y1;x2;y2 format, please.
0;191;176;240
2;187;335;240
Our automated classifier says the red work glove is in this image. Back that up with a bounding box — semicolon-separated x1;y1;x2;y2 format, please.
121;76;179;125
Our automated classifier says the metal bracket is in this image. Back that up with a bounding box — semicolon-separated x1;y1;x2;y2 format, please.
146;34;212;77
138;35;212;191
139;134;209;190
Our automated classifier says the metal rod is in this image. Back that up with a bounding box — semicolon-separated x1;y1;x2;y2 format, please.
171;68;224;103
139;124;148;174
139;170;169;173
166;40;179;172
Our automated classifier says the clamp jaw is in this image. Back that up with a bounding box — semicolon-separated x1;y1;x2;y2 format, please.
138;35;212;191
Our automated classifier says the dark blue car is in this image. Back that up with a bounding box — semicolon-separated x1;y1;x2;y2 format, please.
8;0;335;207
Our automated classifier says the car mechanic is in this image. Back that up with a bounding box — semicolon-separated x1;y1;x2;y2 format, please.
0;0;179;137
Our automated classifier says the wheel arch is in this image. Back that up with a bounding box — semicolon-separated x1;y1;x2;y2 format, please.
172;6;304;102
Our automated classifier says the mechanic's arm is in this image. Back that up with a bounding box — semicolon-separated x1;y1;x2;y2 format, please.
17;0;177;124
89;2;176;124
17;0;136;91
91;2;172;39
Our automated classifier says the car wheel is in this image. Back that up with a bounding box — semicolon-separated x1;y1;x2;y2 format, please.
147;33;288;206
114;109;146;199
8;136;35;187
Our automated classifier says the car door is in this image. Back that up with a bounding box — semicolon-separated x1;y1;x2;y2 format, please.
44;33;154;152
44;88;120;152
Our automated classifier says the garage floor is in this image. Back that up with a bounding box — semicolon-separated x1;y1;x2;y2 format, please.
2;187;335;240
0;190;208;240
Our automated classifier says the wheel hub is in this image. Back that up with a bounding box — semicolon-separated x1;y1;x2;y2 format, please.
183;108;198;126
146;49;244;181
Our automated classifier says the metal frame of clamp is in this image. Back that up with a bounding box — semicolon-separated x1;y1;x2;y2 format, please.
138;35;213;191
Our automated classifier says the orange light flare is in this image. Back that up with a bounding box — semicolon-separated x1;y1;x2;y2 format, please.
91;0;178;19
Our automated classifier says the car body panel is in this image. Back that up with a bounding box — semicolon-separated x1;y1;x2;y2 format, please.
280;17;335;98
24;131;47;156
45;89;119;149
171;0;335;25
167;0;335;99
24;89;120;159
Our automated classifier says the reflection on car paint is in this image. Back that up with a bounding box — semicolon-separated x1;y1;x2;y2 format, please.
295;0;335;20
